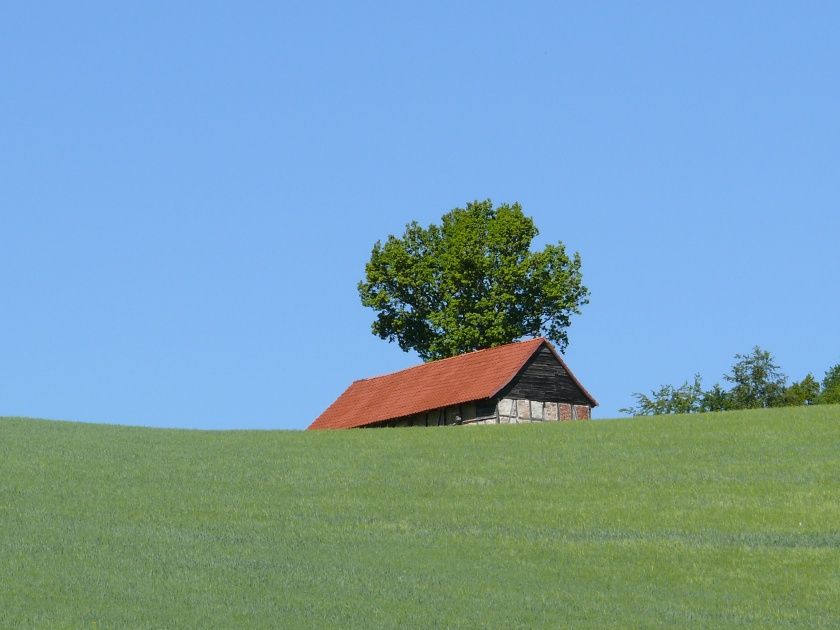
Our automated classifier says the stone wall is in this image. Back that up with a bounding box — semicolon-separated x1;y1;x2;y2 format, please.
573;404;591;420
466;398;590;425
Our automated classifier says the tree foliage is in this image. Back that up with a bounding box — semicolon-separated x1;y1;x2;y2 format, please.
781;374;821;407
723;346;787;409
358;200;589;361
623;348;788;417
619;375;704;416
819;364;840;404
700;383;731;413
623;347;840;416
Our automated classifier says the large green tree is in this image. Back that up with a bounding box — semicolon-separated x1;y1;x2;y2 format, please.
358;200;589;360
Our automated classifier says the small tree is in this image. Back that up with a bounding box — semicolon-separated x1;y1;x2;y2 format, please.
620;374;704;416
781;374;821;406
358;200;589;360
819;364;840;404
700;383;732;412
723;346;787;409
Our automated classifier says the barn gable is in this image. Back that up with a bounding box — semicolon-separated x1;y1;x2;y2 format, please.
499;345;593;406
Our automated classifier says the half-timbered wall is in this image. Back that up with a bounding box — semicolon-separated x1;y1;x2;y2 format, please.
366;397;590;427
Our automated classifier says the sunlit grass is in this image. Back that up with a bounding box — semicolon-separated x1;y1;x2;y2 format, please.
1;406;838;627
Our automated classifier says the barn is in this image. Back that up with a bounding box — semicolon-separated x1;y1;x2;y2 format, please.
308;337;597;429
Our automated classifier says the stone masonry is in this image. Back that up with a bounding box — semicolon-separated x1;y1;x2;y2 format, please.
468;398;590;425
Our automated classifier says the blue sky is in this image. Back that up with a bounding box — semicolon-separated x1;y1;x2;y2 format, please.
2;2;838;428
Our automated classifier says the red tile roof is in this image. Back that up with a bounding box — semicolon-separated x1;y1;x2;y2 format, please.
308;338;596;430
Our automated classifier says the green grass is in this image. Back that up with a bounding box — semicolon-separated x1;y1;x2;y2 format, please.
1;407;839;628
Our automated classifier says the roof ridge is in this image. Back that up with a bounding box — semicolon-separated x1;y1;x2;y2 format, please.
355;337;545;383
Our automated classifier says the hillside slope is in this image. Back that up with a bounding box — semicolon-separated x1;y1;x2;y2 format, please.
1;407;839;628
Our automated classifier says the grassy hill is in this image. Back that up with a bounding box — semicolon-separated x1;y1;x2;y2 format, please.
1;407;838;628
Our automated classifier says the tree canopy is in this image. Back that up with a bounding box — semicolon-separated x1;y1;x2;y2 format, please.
358;200;589;361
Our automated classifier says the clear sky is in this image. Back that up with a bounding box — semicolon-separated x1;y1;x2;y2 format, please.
2;2;838;429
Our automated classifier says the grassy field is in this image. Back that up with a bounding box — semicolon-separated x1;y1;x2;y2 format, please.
1;407;838;628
